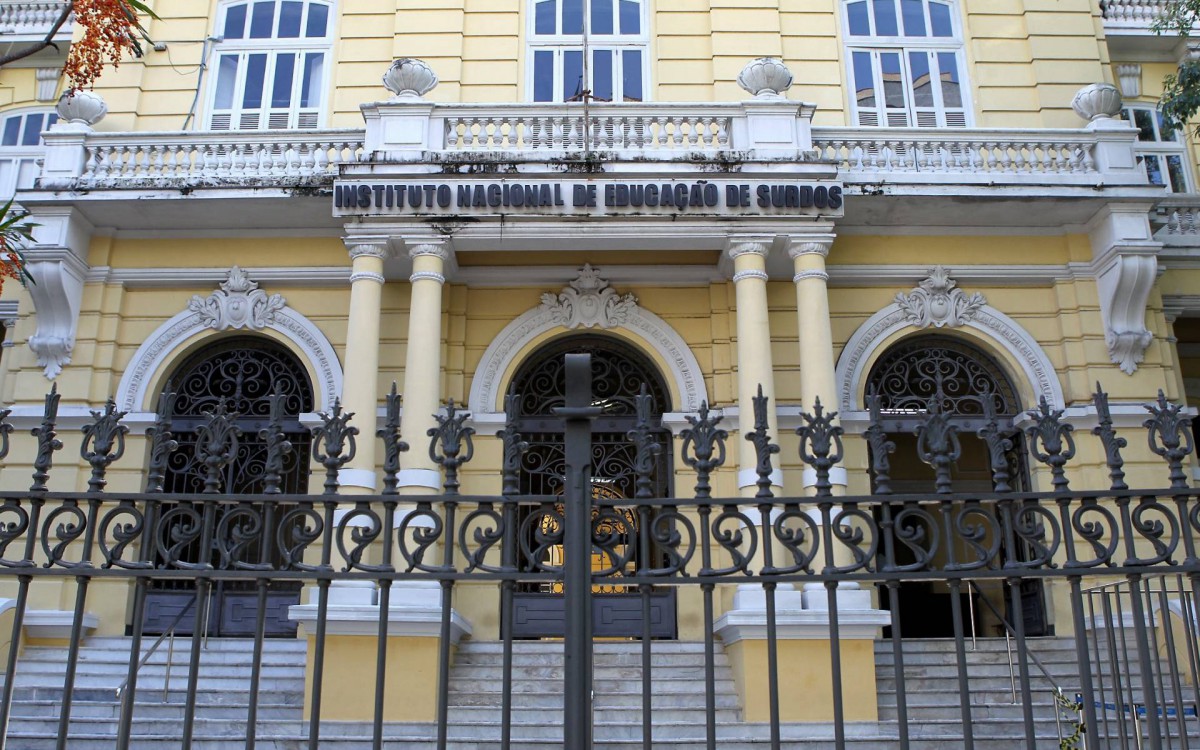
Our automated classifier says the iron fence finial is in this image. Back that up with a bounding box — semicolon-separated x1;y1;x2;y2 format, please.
80;397;128;493
680;401;727;500
746;385;780;500
798;396;843;496
30;384;62;493
428;399;474;496
1144;389;1194;490
377;383;408;496
1092;383;1128;491
312;398;358;495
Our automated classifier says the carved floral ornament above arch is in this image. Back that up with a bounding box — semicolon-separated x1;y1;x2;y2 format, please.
469;266;708;420
115;267;343;416
836;267;1065;417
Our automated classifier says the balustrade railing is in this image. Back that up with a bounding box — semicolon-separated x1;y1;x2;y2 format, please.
439;104;736;152
0;0;71;36
812;128;1098;179
74;130;365;188
0;368;1196;749
1100;0;1171;28
1156;197;1200;238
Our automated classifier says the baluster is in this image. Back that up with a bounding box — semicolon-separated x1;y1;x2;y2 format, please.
444;117;461;148
80;398;128;493
670;116;685;148
1092;384;1129;491
864;391;895;495
915;394;959;494
428;399;474;496
311;399;357;495
715;116;730;148
1144;390;1195;490
1079;142;1096;172
1025;395;1076;493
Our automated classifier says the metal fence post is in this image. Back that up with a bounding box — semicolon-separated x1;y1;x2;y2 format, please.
556;353;599;750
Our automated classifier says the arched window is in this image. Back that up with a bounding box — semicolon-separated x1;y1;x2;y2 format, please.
146;335;313;637
507;334;676;638
528;0;648;102
207;0;333;130
0;108;59;199
844;0;969;127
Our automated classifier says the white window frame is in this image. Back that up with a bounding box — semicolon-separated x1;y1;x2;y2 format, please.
205;0;335;131
0;107;59;200
525;0;650;103
1122;105;1193;193
842;0;972;128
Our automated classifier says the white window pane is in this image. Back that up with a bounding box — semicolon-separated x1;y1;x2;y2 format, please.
563;0;583;34
937;52;961;107
272;53;296;108
535;0;556;34
852;51;876;107
1142;154;1166;186
873;0;899;35
2;118;20;146
880;52;905;109
564;49;584;100
224;4;247;39
1132;109;1156;142
848;1;870;35
901;0;926;36
622;50;643;101
279;1;302;37
534;50;555;101
250;1;275;38
215;55;239;110
619;0;640;35
1167;154;1188;193
20;113;43;146
243;54;268;108
306;3;328;37
300;53;323;108
593;49;613;102
592;0;613;35
929;1;952;36
909;51;933;107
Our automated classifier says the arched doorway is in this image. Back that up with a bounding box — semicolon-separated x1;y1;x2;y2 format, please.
508;334;677;638
865;334;1050;638
143;335;314;637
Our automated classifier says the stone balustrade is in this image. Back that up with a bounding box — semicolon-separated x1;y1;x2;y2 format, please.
1154;197;1200;240
812;128;1102;184
0;0;72;39
1100;0;1172;29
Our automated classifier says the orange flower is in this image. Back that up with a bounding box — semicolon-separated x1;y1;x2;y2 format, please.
63;0;141;92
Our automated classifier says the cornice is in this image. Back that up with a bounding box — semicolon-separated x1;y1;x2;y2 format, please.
85;266;352;287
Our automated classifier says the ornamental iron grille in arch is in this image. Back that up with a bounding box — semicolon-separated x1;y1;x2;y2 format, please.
148;335;314;637
509;336;674;631
866;335;1019;421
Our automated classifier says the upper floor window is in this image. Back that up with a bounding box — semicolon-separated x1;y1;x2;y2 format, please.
207;0;333;130
0;109;59;199
1122;105;1192;193
844;0;969;127
528;0;648;103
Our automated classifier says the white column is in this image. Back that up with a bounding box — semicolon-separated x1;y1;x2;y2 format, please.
338;240;389;494
397;240;451;495
727;236;783;497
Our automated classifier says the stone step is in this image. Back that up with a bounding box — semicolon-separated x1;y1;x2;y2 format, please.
447;690;741;710
9;699;303;721
448;665;732;681
453;653;731;667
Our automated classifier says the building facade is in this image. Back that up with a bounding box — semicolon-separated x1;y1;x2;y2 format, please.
1;0;1199;742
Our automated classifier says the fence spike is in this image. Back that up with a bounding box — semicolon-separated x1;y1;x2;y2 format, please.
627;385;662;501
377;383;408;497
196;399;242;494
864;390;895;495
311;398;357;495
1144;389;1195;490
428;399;474;496
1025;395;1076;493
680;401;727;500
29;384;62;493
259;388;294;495
145;390;178;494
745;385;780;500
915;395;960;495
978;393;1015;493
797;396;843;497
1092;383;1128;491
80;397;128;493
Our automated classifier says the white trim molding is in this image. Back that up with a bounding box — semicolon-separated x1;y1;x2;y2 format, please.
115;269;343;413
470;267;708;414
836;295;1065;415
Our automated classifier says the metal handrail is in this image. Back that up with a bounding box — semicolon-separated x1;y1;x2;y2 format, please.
967;581;1065;692
114;592;201;701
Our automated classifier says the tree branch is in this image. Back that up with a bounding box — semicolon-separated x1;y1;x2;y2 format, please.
0;4;74;69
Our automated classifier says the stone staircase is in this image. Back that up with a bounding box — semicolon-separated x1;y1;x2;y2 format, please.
0;634;1184;748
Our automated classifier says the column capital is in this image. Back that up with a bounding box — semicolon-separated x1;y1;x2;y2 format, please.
786;234;836;260
406;239;452;261
725;235;774;260
346;240;388;260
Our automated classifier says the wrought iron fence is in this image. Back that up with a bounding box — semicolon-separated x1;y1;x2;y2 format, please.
0;356;1196;749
